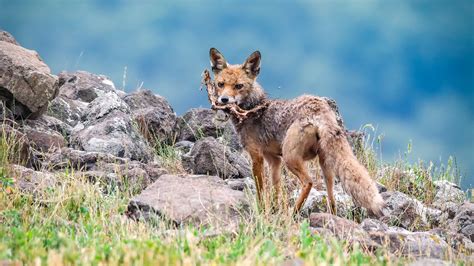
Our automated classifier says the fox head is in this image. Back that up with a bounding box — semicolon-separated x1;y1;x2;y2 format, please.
209;48;265;109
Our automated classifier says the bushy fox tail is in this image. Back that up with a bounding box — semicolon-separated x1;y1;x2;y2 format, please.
318;123;385;217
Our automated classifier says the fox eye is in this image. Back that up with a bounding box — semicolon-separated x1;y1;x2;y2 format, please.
234;84;244;90
217;82;224;88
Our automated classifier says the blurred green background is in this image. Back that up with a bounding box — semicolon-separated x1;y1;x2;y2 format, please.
1;0;472;189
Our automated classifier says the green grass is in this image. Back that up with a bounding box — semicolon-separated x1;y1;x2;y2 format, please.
0;171;395;265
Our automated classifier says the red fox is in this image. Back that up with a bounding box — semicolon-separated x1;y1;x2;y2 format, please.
209;48;385;216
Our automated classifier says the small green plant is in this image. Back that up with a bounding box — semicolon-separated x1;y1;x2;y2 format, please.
153;140;184;174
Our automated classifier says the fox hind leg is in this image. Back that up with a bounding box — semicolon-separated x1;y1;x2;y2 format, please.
282;121;319;214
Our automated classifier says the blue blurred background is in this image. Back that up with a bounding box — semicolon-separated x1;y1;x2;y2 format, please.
1;0;472;189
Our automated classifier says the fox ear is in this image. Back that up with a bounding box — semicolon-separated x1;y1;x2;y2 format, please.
209;48;227;74
242;51;261;78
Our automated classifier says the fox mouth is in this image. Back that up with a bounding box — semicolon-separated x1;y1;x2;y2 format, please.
217;96;238;105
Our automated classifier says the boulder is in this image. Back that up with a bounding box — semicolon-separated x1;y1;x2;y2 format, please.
310;213;450;259
367;229;449;259
0;40;58;118
47;95;87;126
226;177;256;192
309;213;380;250
448;202;474;242
430;227;474;254
361;219;451;259
122;90;177;144
432;180;465;217
309;213;365;236
127;174;248;227
360;218;390;232
9;164;55;194
43;147;166;192
408;258;453;266
70;92;154;162
293;186;355;218
177;108;241;150
381;191;441;230
21;116;68;152
0;30;19;45
57;71;116;102
44;147;129;170
182;137;251;179
174;140;194;155
74;163;166;193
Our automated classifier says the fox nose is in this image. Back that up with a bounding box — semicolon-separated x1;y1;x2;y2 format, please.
219;96;229;104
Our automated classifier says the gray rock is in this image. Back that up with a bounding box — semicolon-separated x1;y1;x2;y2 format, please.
432;180;465;217
182;137;251;179
293;186;355;218
174;140;194;155
57;71;116;102
9;164;56;194
0;40;59;118
75;164;167;193
226;177;256;192
44;147;129;170
408;258;453;266
70;92;154;162
0;30;19;45
22;116;68;152
309;213;380;250
123;90;177;143
177;108;241;150
309;213;365;236
368;230;449;259
47;95;87;126
310;213;450;259
381;191;442;230
360;218;389;232
127;174;248;227
431;227;474;254
43;147;166;192
449;202;474;242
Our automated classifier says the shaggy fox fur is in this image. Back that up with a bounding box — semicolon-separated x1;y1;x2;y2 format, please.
209;48;385;216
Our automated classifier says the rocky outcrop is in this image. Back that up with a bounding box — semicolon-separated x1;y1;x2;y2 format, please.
57;71;117;102
310;213;450;259
448;202;474;242
295;186;355;218
0;30;19;45
432;180;466;218
177;108;241;150
182;137;251;179
21;116;68;152
70;91;154;162
9;164;56;194
127;174;248;227
0;40;58;118
122;89;177;144
381;191;441;230
47;95;86;127
43;148;166;191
